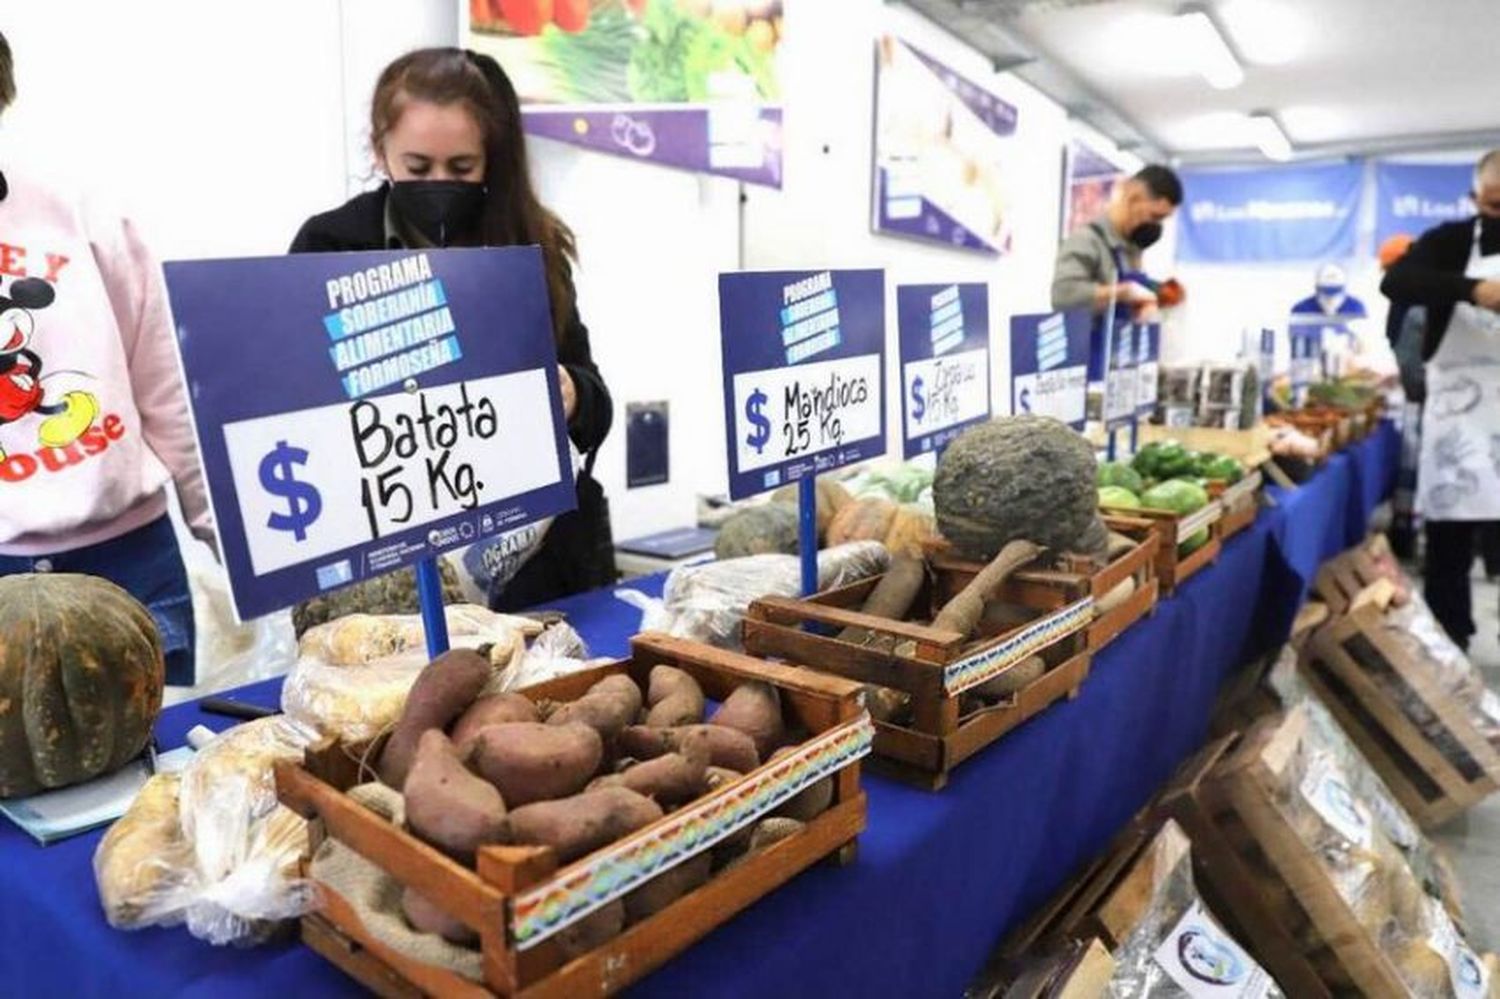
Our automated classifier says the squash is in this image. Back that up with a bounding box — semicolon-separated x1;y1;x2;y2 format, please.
882;504;936;558
714;503;800;560
934;415;1102;560
0;574;164;798
772;478;852;537
826;497;897;548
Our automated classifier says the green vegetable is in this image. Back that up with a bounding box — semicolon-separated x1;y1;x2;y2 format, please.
1140;479;1210;516
1132;441;1195;481
1098;486;1142;510
625;0;778;105
537;7;637;104
1097;462;1144;495
1194;453;1244;483
1179;529;1211;555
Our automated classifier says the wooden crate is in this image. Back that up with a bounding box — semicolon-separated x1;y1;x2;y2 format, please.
1303;604;1500;829
742;563;1092;790
1098;502;1224;592
1208;469;1263;540
926;518;1161;654
276;633;873;998
999;937;1115;999
1158;712;1410;998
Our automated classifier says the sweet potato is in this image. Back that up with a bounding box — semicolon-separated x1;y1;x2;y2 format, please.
837;554;927;646
547;675;644;744
769;745;833;821
724;817;806;871
863;684;911;724
401;886;477;946
402;730;506;864
588;737;709;807
502;787;663;864
555;899;626;960
970;655;1045;702
644;665;706;727
709;681;784;758
470;722;603;807
618;724;760;773
450;693;539;753
624;852;712;922
379;649;492;788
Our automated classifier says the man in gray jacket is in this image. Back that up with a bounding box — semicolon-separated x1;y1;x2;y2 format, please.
1052;164;1183;314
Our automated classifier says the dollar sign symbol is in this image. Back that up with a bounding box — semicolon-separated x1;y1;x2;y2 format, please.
911;375;926;423
1019;387;1032;413
258;440;323;542
744;388;770;454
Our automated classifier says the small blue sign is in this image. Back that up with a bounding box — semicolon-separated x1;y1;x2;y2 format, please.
1375;161;1475;246
164;247;577;620
1135;323;1160;419
1010;310;1091;431
1178;162;1363;263
719;269;887;500
897;283;991;458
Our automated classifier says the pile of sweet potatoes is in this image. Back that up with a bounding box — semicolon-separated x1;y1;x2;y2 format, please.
371;649;833;955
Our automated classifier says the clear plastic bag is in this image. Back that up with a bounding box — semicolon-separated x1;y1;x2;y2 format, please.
492;620;602;691
93;718;321;946
281;605;538;742
188;562;297;694
617;541;890;649
1383;594;1500;744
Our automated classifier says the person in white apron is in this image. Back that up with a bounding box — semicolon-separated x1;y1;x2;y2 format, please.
1416;217;1500;647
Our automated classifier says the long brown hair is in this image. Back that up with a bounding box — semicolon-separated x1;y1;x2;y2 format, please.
371;48;577;340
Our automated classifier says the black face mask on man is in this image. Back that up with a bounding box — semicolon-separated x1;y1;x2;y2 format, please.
389;180;486;247
1127;222;1163;250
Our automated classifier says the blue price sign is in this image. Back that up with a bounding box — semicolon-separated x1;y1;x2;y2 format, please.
1010;310;1090;430
1087;317;1137;430
718;269;887;500
164;247;577;620
896;283;991;458
1135;323;1160;419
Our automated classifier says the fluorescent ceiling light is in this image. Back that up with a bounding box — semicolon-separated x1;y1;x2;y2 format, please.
1247;112;1293;161
1219;0;1308;65
1174;7;1245;89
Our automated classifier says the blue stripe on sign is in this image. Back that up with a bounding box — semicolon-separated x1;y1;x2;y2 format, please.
782;307;841;348
933;330;965;357
930;312;965;344
786;328;841;364
780;290;839;327
323;280;448;342
930;298;963;327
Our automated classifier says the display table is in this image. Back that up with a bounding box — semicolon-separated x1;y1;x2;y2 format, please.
0;423;1399;999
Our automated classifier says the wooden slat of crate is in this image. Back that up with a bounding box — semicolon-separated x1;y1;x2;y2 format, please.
278;634;870;997
1303;606;1500;828
1001;938;1115;999
1100;504;1223;592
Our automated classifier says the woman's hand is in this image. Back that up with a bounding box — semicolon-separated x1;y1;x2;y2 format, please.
558;365;577;420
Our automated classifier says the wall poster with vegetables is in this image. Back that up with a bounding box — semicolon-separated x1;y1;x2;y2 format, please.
871;35;1019;255
1061;139;1124;239
468;0;784;187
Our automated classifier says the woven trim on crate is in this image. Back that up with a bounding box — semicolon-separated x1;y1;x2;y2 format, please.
942;597;1093;696
510;714;875;950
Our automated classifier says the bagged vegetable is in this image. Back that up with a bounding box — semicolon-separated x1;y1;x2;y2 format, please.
281;605;539;742
617;541;890;649
491;620;603;691
189;563;297;694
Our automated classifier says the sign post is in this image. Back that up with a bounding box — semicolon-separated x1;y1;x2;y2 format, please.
1010;310;1091;431
165;247;577;655
897;283;991;458
718;269;887;595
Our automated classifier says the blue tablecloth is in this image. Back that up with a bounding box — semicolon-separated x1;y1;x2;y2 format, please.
0;422;1397;998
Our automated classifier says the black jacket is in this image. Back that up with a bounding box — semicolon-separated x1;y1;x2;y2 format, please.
1380;217;1500;360
290;187;617;609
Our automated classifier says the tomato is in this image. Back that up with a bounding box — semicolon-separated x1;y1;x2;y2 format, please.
553;0;590;32
625;0;648;14
498;0;553;35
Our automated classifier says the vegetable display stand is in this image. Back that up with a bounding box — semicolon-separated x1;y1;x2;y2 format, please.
1303;604;1500;829
1267;411;1339;458
1159;710;1438;999
1207;468;1263;540
742;567;1092;790
1097;503;1224;593
925;521;1160;655
1137;423;1273;470
276;633;873;998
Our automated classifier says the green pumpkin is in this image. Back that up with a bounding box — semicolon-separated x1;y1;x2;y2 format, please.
0;574;164;798
715;503;801;560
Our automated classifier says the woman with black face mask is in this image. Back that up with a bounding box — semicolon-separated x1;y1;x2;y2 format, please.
290;48;616;610
1051;164;1183;316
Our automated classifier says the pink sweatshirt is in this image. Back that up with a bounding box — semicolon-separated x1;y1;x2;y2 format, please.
0;169;212;555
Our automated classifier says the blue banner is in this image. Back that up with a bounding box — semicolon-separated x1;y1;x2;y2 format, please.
164;247;576;621
1374;161;1475;246
896;283;991;458
1010;310;1091;431
718;269;887;500
1177;162;1363;263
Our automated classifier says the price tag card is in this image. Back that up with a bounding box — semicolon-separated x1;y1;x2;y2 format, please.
1299;754;1375;848
1105;319;1139;427
1153;900;1273;999
1136;322;1160;418
718;269;887;500
1289;323;1322;404
165;247;576;620
1010;310;1090;430
896;283;991;458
